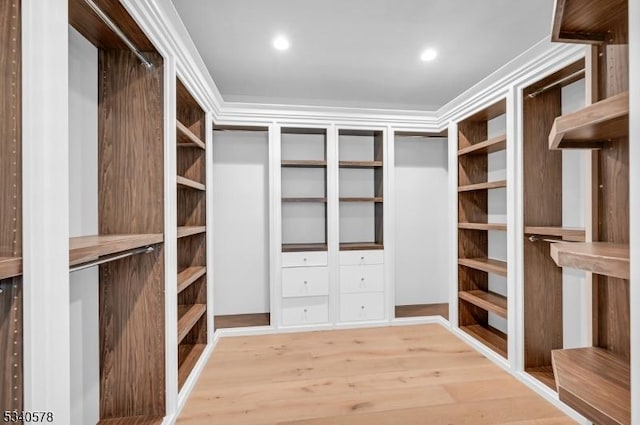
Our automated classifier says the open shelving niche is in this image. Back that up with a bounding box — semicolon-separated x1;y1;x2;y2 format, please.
338;129;384;251
457;99;509;358
67;0;166;423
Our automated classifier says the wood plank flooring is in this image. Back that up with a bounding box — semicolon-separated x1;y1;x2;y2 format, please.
177;324;575;425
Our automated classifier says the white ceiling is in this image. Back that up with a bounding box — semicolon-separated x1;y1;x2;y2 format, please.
172;0;554;111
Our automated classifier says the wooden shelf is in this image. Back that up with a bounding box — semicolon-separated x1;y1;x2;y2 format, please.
459;290;507;318
550;242;629;279
458;222;507;231
281;159;327;168
527;366;557;391
177;120;205;149
340;242;384;251
69;234;163;267
551;0;628;44
552;347;630;425
458;134;506;156
177;266;206;294
339;160;383;168
458;180;507;192
178;303;206;344
98;416;164;425
177;175;205;191
339;197;383;202
282;243;328;253
549;92;629;150
177;226;206;239
525;226;585;242
281;197;327;203
460;324;507;358
458;258;507;277
178;343;207;390
0;257;22;280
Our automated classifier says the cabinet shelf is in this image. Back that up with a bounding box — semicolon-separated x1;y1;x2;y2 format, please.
458;222;507;231
524;226;585;242
281;159;327;168
339;160;383;168
339;197;383;203
459;290;507;318
458;134;506;156
281;197;327;203
177;175;205;191
178;343;207;390
458;180;507;192
460;324;507;358
527;366;557;391
97;416;164;425
282;243;328;253
458;258;507;277
549;92;629;150
551;0;628;44
177;266;206;294
69;234;163;267
552;347;630;425
178;303;206;343
550;242;629;279
177;120;205;149
177;226;206;239
340;242;384;251
0;257;22;280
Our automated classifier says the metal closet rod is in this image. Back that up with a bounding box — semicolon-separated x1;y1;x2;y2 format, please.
70;246;155;273
83;0;153;68
527;69;585;98
528;235;572;243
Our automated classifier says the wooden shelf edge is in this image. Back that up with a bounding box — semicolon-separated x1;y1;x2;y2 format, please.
176;120;205;149
524;226;586;242
460;324;507;358
340;242;384;251
458;258;508;277
459;222;507;231
458;180;507;192
281;160;327;168
339;160;383;168
177;266;206;294
550;242;629;279
69;234;163;267
459;290;507;318
458;134;506;156
177;175;205;191
282;243;328;253
178;303;207;343
339;197;383;202
178;343;207;390
0;257;22;280
177;226;206;239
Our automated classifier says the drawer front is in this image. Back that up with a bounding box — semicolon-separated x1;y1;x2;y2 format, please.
340;250;384;266
282;267;329;298
282;251;328;268
281;297;329;326
340;292;385;322
340;264;384;293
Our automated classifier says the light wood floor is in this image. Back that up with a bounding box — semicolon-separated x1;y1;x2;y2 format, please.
177;324;575;425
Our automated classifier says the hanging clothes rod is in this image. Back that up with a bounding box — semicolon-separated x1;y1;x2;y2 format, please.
527;69;585;98
70;246;154;273
83;0;153;68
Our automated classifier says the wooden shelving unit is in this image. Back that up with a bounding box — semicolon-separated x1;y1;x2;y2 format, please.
69;234;163;267
550;242;629;280
339;129;384;250
0;0;22;414
457;99;509;359
176;79;208;392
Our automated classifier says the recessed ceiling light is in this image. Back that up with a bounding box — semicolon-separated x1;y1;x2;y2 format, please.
273;36;290;51
420;48;438;62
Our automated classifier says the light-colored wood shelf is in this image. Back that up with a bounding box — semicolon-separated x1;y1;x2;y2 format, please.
458;258;507;277
0;256;22;280
459;290;507;318
549;92;629;150
282;243;328;253
281;160;327;168
177;266;206;294
178;343;207;390
527;366;557;392
177;120;205;149
458;180;507;192
459;222;507;231
177;175;205;191
98;416;164;425
340;242;384;251
550;242;629;279
339;160;383;168
525;226;585;242
460;324;507;358
458;134;506;156
69;234;163;267
177;226;206;239
552;347;630;425
339;197;383;202
281;197;327;203
178;303;206;343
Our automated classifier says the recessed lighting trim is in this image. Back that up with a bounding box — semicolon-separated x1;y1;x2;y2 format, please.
420;48;438;62
273;36;290;51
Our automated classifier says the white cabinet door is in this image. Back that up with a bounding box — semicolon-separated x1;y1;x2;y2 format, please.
340;292;385;322
339;264;384;293
339;250;384;266
282;251;328;267
282;267;329;298
281;297;329;326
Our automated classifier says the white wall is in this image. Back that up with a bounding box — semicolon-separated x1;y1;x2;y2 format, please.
212;130;270;315
393;136;449;306
68;27;99;425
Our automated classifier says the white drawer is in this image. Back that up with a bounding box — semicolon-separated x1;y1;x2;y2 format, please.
281;297;329;326
340;264;384;293
282;267;329;298
340;250;383;266
340;292;385;322
282;251;328;267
